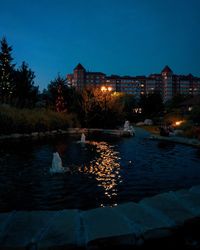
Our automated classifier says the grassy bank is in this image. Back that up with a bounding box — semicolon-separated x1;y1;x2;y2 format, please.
140;124;200;140
139;125;160;135
0;105;80;135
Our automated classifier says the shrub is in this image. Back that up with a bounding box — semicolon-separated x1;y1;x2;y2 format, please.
183;126;200;139
0;105;79;135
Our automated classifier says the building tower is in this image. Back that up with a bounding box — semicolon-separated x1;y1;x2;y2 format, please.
161;65;173;102
73;63;86;89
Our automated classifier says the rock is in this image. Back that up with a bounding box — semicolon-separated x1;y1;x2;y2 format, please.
174;129;183;135
10;133;22;139
121;131;132;137
51;130;58;134
0;211;56;249
143;228;172;240
31;132;39;137
190;185;200;194
44;131;51;135
144;119;153;125
38;210;80;249
0;135;11;139
136;122;145;126
140;192;194;225
114;202;173;235
81;206;135;245
0;212;16;236
175;189;200;216
38;132;46;137
23;134;31;138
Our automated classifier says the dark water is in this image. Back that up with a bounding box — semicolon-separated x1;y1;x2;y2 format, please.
0;128;200;212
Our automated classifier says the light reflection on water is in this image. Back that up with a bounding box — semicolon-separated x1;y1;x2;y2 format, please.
78;141;121;206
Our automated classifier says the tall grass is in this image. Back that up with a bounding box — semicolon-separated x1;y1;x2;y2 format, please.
0;105;80;135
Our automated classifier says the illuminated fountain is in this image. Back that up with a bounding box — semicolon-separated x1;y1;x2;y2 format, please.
50;152;65;173
124;120;130;131
81;133;86;143
123;120;135;136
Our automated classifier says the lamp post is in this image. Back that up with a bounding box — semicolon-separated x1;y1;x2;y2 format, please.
101;86;112;128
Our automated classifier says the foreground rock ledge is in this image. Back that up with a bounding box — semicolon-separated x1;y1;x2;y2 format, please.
0;185;199;249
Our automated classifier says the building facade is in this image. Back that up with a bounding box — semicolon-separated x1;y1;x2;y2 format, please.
67;64;200;102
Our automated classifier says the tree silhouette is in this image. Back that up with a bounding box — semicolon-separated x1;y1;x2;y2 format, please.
56;84;66;112
13;61;38;108
46;75;66;108
0;37;15;103
139;92;164;117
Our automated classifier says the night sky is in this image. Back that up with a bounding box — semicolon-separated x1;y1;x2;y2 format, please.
0;0;200;90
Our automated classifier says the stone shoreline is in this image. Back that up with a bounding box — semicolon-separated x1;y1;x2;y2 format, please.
0;128;132;141
2;128;199;149
149;134;200;148
0;185;200;249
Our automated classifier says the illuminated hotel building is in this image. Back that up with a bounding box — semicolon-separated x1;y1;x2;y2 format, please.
67;64;200;102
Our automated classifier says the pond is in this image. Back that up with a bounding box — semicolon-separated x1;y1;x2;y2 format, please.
0;127;200;212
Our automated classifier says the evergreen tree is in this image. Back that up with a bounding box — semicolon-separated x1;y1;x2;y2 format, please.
139;92;164;117
0;37;15;103
13;61;38;108
56;84;65;112
47;75;67;111
47;75;66;105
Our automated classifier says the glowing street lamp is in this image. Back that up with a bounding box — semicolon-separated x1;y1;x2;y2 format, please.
175;120;184;126
101;86;112;92
101;86;106;92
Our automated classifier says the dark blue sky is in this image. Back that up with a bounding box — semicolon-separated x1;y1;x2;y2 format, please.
0;0;200;90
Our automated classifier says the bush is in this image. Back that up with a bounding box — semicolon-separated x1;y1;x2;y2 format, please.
0;105;79;135
163;110;184;125
179;120;193;131
183;126;200;139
